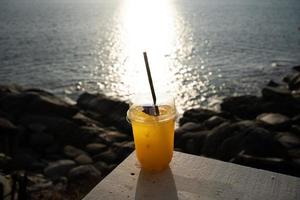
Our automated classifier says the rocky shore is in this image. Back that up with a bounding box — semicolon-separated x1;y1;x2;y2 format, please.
1;65;300;199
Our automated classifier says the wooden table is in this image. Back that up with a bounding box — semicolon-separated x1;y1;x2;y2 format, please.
83;151;300;200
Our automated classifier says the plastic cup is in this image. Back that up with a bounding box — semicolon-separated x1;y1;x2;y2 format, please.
127;95;176;171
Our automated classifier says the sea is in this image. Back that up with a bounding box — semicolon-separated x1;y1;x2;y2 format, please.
1;0;300;113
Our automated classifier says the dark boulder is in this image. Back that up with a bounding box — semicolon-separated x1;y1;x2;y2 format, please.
262;86;292;100
92;150;118;163
44;160;76;178
77;93;130;133
0;90;78;118
179;108;217;126
220;95;263;119
201;122;236;157
68;165;101;181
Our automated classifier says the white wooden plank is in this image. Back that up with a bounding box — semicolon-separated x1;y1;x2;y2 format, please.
83;151;300;200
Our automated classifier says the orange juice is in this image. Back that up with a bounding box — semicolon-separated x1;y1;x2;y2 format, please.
127;105;176;171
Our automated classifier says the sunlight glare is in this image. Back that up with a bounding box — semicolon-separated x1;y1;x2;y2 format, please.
120;0;176;99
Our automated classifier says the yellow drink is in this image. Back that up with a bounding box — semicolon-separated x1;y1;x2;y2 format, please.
128;105;176;171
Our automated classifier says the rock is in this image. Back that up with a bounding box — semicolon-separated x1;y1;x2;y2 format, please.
0;117;18;134
94;161;110;172
72;112;104;127
267;80;281;87
113;141;135;158
68;165;101;181
256;113;290;128
12;151;40;170
293;65;300;72
291;125;300;135
288;148;300;158
28;123;47;133
64;145;86;159
0;84;23;96
175;122;203;138
77;93;130;133
179;108;217;126
93;150;118;163
44;160;76;178
86;143;107;155
0;90;77;118
79;126;106;137
74;154;93;165
99;131;129;143
202;120;287;160
292;115;300;125
276;132;300;149
220;95;262;119
291;159;300;177
201;122;236;157
242;126;287;158
44;144;61;154
19;114;79;138
181;130;209;140
30;133;54;147
287;73;300;90
184;139;201;155
204;116;227;129
23;89;78;117
262;86;292;100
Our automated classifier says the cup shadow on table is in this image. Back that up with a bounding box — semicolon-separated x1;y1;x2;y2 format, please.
135;167;178;200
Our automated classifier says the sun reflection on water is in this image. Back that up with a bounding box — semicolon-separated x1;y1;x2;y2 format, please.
118;0;177;99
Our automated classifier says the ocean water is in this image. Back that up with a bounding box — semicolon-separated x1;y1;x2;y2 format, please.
0;0;300;113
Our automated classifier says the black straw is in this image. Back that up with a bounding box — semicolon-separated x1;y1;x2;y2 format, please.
143;52;160;116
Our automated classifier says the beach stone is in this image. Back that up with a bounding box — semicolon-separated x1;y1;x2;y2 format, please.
68;165;101;181
93;150;118;163
175;122;203;139
113;141;135;158
74;154;93;165
12;152;38;170
181;130;209;140
201;122;235;157
0;84;22;96
291;125;300;135
204;116;226;129
0;117;18;134
267;80;281;87
19;114;79;137
23;89;78;117
180;109;217;126
242;126;287;158
220;95;262;119
287;73;300;90
292;115;300;125
99;131;129;143
293;65;300;72
86;143;107;154
276;132;300;149
44;160;76;178
77;93;130;133
64;145;86;159
28;123;47;133
262;86;292;100
80;126;106;136
72;112;104;127
94;161;110;172
256;113;290;128
30;133;54;147
288;148;300;158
